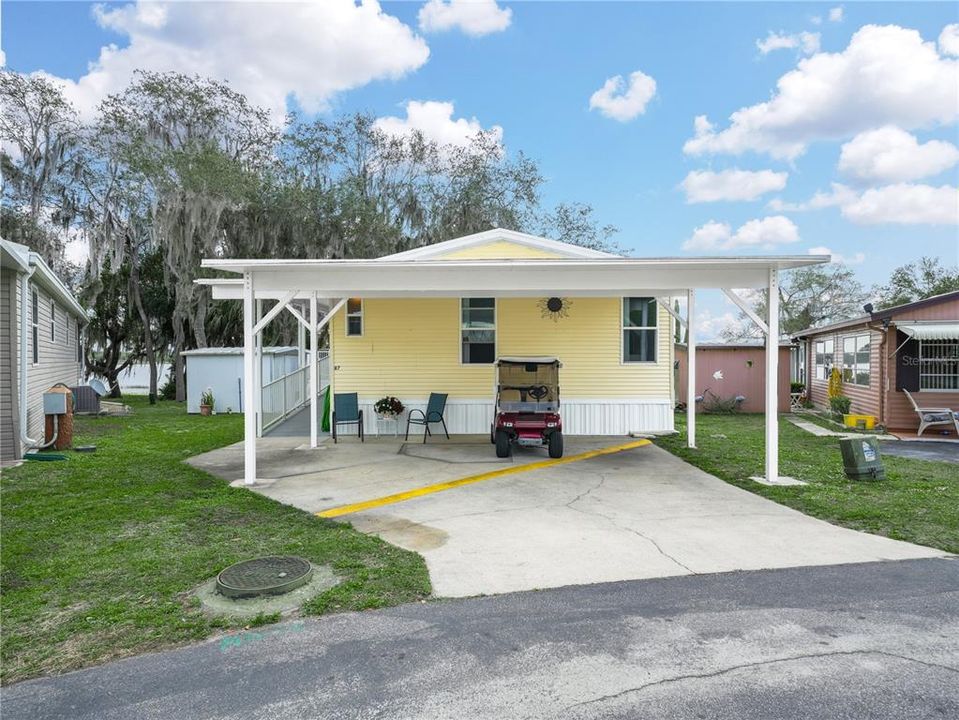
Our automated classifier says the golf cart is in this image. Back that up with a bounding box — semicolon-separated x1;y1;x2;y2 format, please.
492;357;563;459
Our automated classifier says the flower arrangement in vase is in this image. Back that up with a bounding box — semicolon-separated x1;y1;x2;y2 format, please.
373;396;404;418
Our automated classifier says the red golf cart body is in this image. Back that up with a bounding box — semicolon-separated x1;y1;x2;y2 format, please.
492;357;563;458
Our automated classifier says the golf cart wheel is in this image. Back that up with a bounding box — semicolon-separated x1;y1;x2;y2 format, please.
495;430;512;458
490;424;495;444
548;431;564;459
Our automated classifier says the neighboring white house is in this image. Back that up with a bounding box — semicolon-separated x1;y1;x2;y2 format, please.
1;239;87;462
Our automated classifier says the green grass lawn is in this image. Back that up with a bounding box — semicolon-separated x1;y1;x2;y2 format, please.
656;413;959;555
0;398;430;684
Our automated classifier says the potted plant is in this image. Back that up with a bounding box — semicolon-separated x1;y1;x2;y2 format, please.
373;396;404;418
200;387;215;416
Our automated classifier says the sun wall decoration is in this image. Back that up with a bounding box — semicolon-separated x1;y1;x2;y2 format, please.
538;296;572;321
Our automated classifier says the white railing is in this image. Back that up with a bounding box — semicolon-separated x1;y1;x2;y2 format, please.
260;351;329;432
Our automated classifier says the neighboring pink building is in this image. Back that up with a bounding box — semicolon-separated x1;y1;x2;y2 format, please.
675;343;792;413
793;291;959;434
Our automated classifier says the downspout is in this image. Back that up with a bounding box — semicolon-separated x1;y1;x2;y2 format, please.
20;268;59;454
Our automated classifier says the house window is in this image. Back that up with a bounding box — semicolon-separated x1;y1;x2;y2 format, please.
31;289;39;364
461;298;495;364
814;339;834;380
345;298;363;336
77;320;83;363
919;340;959;391
842;335;871;386
50;301;56;341
623;297;657;363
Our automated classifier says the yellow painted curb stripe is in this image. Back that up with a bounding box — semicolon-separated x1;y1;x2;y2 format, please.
316;438;651;519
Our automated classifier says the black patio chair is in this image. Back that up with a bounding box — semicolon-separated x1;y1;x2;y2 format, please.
332;392;363;443
405;392;450;443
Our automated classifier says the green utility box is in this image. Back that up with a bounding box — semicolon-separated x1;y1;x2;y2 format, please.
839;436;886;481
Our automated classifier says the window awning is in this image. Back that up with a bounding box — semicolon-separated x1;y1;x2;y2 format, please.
897;323;959;341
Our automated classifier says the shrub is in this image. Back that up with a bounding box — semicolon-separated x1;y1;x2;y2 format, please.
829;395;851;420
790;382;805;394
159;371;177;401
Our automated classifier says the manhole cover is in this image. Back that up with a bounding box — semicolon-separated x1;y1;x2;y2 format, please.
216;556;313;599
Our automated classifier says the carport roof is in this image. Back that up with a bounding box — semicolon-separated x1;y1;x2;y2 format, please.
200;255;828;299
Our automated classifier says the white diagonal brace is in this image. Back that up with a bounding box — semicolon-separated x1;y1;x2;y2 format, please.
286;304;311;332
315;298;347;333
722;288;769;336
253;290;298;335
656;297;685;327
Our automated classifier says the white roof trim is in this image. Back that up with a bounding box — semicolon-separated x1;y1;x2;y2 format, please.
199;255;830;297
381;228;619;260
1;238;87;321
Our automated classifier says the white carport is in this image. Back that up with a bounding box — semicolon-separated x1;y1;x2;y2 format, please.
199;255;827;486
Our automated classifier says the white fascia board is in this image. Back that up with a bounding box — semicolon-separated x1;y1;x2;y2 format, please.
381;228;619;260
201;256;829;297
27;251;87;321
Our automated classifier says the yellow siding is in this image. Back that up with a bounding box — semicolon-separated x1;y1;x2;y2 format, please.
436;240;567;260
331;298;673;400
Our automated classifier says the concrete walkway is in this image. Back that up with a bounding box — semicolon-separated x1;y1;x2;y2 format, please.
188;436;946;597
4;558;958;720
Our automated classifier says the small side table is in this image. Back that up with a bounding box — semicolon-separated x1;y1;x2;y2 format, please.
375;414;399;438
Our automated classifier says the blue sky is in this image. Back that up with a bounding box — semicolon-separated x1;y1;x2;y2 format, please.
4;1;958;337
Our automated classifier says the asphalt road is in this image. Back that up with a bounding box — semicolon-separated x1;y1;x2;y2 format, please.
4;558;958;720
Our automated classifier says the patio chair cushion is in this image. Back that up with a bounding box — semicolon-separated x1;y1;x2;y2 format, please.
922;412;952;422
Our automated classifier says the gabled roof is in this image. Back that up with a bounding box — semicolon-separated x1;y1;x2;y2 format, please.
381;228;620;260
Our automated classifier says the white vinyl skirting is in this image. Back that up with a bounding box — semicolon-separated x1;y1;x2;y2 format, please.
359;397;674;436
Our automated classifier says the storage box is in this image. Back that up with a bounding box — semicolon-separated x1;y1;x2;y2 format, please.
843;413;876;430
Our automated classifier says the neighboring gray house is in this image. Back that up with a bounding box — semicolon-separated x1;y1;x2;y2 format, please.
1;239;87;462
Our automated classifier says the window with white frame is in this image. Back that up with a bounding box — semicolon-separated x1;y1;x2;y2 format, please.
461;298;495;364
622;297;657;363
345;298;363;336
77;320;83;363
50;301;56;341
919;340;959;390
814;339;834;380
842;335;871;386
31;289;39;364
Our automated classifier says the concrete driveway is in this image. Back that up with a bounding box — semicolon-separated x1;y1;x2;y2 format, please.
189;436;946;597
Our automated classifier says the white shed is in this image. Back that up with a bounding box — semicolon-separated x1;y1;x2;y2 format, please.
182;346;300;414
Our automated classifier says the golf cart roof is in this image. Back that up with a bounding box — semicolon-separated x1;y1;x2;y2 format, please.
496;356;562;366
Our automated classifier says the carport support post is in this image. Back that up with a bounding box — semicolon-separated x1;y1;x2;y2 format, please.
687;289;696;449
765;268;780;483
243;272;256;485
254;299;263;438
309;291;318;449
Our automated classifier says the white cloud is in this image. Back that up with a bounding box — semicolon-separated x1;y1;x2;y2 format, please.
811;16;823;27
771;182;959;225
807;246;865;265
34;0;430;120
842;184;959;225
681;169;788;203
829;7;844;23
682;216;800;251
940;23;959;57
418;0;511;37
685;25;959;159
589;70;657;122
756;31;820;56
838;126;959;183
374;100;503;148
696;310;749;342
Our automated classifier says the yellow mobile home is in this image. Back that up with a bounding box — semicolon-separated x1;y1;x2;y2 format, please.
201;228;827;486
328;230;675;436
